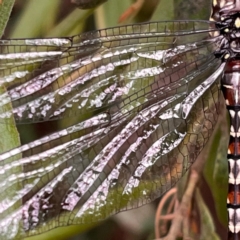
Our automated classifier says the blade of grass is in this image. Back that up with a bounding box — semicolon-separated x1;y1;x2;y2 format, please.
95;0;132;29
0;0;15;38
9;0;60;38
0;1;23;239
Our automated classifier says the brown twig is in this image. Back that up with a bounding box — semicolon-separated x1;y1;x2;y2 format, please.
155;188;177;238
155;170;199;240
118;0;145;23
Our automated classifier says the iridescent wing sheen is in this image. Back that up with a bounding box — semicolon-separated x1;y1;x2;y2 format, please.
0;20;223;239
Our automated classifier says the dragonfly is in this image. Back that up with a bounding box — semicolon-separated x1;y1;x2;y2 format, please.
0;0;239;239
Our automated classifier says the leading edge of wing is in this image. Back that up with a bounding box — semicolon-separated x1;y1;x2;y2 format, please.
0;30;219;124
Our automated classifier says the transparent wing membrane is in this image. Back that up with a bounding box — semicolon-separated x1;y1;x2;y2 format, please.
0;20;222;239
0;20;218;123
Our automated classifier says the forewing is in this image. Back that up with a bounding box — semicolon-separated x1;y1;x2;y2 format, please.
0;21;223;239
0;20;218;123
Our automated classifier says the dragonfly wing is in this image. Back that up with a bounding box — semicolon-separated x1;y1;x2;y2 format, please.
0;20;218;123
0;20;223;239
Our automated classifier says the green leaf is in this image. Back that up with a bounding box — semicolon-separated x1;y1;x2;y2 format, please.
196;190;221;240
0;0;15;38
